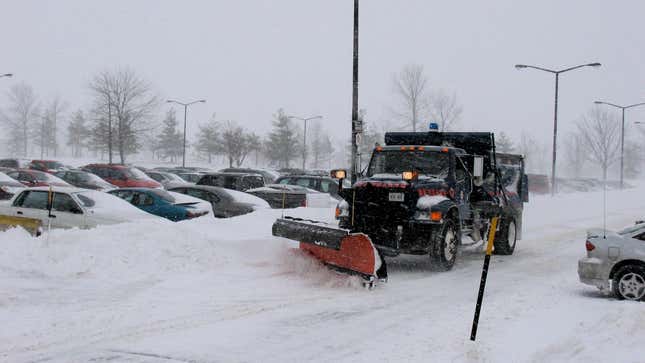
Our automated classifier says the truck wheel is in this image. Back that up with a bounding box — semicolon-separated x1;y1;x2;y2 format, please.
493;218;516;255
430;219;459;271
613;265;645;301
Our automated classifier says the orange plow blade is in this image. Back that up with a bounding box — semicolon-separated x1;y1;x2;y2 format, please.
272;217;383;282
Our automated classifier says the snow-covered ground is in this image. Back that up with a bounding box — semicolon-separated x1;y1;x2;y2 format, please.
1;184;645;362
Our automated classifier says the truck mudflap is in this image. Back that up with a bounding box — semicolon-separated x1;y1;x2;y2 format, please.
272;217;384;284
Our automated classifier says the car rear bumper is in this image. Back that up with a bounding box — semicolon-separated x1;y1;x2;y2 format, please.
578;257;610;293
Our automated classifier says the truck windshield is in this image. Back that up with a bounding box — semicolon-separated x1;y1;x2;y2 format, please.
367;150;450;178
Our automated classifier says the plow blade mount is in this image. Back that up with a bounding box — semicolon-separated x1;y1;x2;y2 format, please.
272;218;382;280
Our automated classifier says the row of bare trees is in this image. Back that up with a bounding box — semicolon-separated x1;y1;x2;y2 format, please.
496;107;642;180
391;64;463;132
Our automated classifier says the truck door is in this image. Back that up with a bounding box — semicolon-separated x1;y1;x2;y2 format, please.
455;158;471;220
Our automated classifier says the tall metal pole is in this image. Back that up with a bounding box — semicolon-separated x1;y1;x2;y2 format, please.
620;108;625;189
182;104;188;168
350;0;359;183
108;96;113;164
302;118;308;170
551;73;559;196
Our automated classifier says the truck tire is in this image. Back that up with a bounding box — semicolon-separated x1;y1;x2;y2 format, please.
613;265;645;301
430;219;460;271
493;218;516;255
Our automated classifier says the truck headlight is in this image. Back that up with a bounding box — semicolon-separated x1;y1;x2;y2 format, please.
336;200;350;219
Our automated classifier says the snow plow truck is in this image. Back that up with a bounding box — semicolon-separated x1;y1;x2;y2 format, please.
272;131;529;286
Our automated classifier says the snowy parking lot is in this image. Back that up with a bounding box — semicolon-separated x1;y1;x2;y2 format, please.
1;185;644;362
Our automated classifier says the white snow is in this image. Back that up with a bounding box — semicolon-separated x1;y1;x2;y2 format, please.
417;195;449;209
1;185;645;362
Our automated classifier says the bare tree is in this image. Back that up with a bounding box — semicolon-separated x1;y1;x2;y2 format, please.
576;108;620;180
67;110;90;158
517;132;548;174
392;64;428;132
429;89;462;131
1;82;39;156
310;122;335;169
496;132;515;153
43;97;67;157
88;68;158;164
218;121;255;167
563;133;586;178
195;119;220;164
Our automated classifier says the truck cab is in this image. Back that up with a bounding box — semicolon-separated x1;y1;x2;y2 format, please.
337;131;528;271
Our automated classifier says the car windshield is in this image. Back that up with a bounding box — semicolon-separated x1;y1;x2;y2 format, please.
34;171;68;184
43;161;64;169
618;223;645;236
73;190;152;217
164;173;185;182
0;172;19;183
367;150;450;178
123;167;153;180
148;189;176;203
76;172;103;183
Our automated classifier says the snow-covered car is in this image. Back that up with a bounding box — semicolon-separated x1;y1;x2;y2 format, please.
144;170;187;189
0;172;25;200
0;186;158;229
54;170;116;191
246;184;335;208
6;169;72;188
168;184;269;218
108;188;213;221
578;221;645;301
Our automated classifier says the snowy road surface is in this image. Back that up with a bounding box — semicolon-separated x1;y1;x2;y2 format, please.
1;185;644;362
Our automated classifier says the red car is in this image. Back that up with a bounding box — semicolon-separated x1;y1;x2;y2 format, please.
82;164;161;188
6;169;72;187
29;160;69;174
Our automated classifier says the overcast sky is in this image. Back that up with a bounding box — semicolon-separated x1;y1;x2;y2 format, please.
2;0;645;148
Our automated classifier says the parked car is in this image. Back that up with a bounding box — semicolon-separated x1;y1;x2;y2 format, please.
0;186;157;229
578;221;645;301
168;184;269;218
144;170;187;189
246;184;333;208
54;170;115;191
0;172;25;200
176;172;205;184
6;169;72;187
527;173;550;194
197;172;264;192
108;188;212;221
219;168;279;184
274;174;349;198
28;160;70;174
82;164;162;188
0;158;31;169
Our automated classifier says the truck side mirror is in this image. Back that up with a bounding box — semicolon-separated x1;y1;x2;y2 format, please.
330;169;347;192
473;156;484;178
521;174;529;202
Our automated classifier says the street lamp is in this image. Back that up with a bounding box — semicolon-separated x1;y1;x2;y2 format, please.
0;73;12;78
515;62;601;195
288;115;323;170
593;101;645;189
166;99;206;167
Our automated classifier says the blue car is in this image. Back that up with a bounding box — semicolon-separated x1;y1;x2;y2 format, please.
108;188;211;221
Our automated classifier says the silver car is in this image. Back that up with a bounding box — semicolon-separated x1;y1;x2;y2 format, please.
578;221;645;301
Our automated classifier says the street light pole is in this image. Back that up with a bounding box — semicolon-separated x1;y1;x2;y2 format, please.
166;99;206;167
515;62;601;196
288;115;323;170
593;101;645;189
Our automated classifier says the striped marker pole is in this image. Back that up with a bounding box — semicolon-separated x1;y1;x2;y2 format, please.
470;216;499;341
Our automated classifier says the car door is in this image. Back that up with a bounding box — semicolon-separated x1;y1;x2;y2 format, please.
49;192;85;228
10;190;49;223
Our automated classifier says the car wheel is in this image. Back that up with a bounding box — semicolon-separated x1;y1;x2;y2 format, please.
430;219;459;271
493;218;517;255
613;265;645;301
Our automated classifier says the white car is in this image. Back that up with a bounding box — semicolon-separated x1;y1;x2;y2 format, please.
578;221;645;301
0;186;158;229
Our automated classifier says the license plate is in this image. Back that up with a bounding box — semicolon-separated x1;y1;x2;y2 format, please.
388;192;404;202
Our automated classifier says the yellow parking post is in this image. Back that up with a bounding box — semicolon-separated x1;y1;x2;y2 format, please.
470;216;499;341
